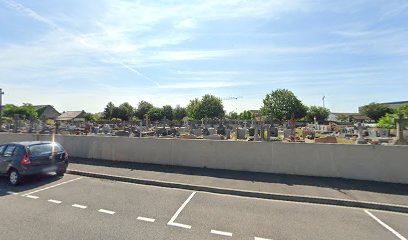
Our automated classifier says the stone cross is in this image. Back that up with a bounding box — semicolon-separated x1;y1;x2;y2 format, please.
355;122;367;144
139;121;143;138
393;114;408;145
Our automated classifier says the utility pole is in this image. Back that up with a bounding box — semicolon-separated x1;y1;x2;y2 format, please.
322;96;326;108
0;88;4;131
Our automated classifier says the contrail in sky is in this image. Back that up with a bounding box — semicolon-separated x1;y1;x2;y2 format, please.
1;0;160;86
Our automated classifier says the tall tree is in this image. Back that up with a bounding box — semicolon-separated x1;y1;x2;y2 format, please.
147;107;164;121
173;105;187;121
305;106;330;123
186;95;225;120
3;103;38;120
136;101;154;119
260;89;307;122
360;102;394;122
118;102;134;121
162;105;173;120
104;102;115;120
377;104;408;129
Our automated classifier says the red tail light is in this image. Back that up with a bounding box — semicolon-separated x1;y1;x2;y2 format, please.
21;153;31;165
64;150;69;160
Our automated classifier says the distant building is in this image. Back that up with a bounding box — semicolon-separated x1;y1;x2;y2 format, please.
56;110;87;122
379;101;408;110
328;113;371;123
33;105;60;120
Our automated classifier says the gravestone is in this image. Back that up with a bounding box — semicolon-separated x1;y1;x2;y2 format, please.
368;129;378;139
355;122;367;144
283;129;292;139
269;127;278;138
217;124;226;136
237;128;247;140
191;129;202;136
393;114;408;145
378;128;389;138
207;127;216;135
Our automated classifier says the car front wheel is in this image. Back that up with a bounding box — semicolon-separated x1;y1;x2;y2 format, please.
9;169;21;186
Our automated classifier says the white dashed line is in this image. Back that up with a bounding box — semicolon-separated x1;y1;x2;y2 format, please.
6;191;18;195
72;204;87;209
48;199;62;204
22;177;82;196
211;230;233;237
25;195;39;199
255;237;272;240
137;216;156;222
167;191;196;229
364;210;407;240
98;209;115;215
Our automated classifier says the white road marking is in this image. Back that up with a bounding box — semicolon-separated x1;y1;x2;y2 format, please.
25;195;39;199
211;230;233;237
72;204;87;209
6;191;18;195
167;191;196;229
98;209;115;215
137;217;155;222
364;210;407;240
22;177;82;196
255;237;272;240
48;199;62;204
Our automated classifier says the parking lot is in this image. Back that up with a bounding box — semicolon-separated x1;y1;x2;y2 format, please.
0;174;407;240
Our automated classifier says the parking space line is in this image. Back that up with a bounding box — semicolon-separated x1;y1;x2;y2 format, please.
255;237;272;240
167;191;196;229
98;209;115;215
364;210;407;240
137;217;155;222
211;230;233;237
25;195;39;199
22;177;82;196
48;199;62;204
6;191;19;195
72;204;87;209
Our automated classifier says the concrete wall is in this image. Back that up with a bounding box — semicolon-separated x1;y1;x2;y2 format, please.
1;133;407;184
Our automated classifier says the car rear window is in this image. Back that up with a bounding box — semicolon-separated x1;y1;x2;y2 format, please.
28;143;63;157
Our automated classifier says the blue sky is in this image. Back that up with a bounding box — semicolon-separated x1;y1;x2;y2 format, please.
1;0;407;113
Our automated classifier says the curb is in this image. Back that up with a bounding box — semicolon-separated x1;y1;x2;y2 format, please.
67;169;408;214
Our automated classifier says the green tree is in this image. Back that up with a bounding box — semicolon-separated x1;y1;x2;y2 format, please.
162;105;173;120
239;110;252;120
173;105;187;121
305;106;330;123
377;104;408;129
186;98;202;120
118;102;134;121
360;102;394;122
260;89;307;122
104;102;115;120
228;112;238;119
136;101;154;119
3;103;38;120
186;95;224;120
147;107;164;121
85;113;99;122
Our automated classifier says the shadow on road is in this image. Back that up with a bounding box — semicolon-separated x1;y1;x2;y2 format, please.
70;157;408;197
0;174;64;197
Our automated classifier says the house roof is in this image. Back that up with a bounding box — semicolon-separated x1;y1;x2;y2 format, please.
56;111;85;121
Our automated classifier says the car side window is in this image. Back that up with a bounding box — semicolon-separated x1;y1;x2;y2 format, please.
0;145;5;156
3;145;16;157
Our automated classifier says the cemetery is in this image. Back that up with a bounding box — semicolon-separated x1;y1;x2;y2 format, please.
0;113;407;146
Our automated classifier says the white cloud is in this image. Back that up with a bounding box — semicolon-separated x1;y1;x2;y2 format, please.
157;81;250;89
175;19;197;29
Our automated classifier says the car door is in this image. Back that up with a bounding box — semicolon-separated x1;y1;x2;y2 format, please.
0;145;16;173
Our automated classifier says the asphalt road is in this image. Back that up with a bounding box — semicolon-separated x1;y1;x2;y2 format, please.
0;174;407;240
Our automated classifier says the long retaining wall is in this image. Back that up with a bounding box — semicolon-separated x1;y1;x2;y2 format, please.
1;133;407;184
